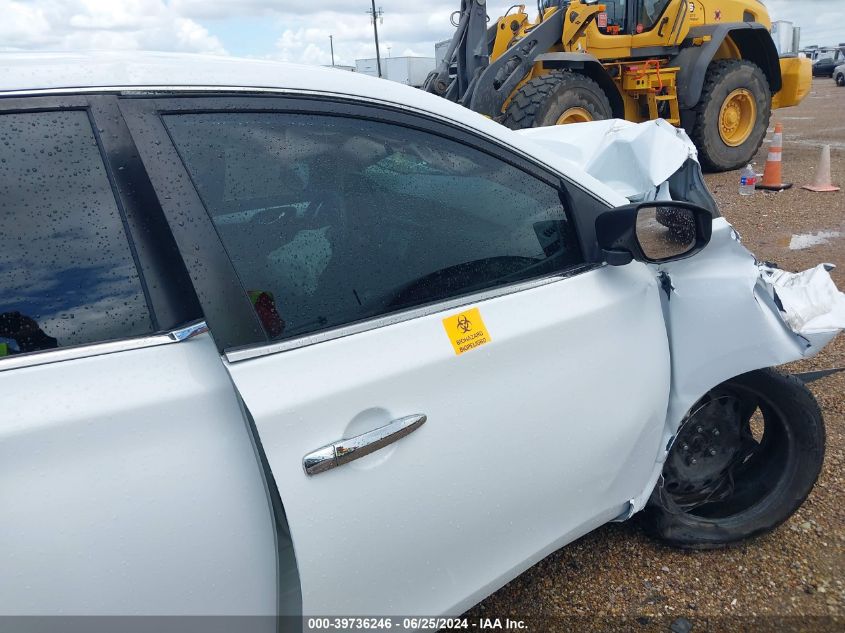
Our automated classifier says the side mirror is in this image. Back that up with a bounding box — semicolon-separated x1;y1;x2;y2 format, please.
595;201;713;266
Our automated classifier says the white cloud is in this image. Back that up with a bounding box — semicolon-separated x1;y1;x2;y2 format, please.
0;1;52;46
760;0;842;47
0;0;225;54
266;4;468;66
0;0;840;63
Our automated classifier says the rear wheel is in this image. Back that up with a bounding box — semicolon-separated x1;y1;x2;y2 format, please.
502;71;612;130
691;59;772;172
642;368;825;549
836;73;845;87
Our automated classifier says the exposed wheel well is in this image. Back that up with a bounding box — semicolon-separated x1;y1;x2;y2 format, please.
671;23;782;110
535;54;625;118
727;28;782;94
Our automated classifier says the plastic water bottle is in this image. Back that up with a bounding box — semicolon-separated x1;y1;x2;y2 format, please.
739;164;756;195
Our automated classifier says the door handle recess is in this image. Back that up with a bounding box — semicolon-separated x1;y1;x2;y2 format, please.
303;414;427;475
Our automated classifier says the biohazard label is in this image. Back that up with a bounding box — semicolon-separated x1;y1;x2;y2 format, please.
442;307;491;355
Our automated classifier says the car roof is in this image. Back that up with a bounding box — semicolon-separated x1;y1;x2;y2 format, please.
0;51;412;96
0;51;628;207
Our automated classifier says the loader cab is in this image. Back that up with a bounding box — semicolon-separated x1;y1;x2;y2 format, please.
596;0;629;34
594;0;677;37
587;0;684;54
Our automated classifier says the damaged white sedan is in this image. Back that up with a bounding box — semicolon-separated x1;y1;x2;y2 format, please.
1;52;844;622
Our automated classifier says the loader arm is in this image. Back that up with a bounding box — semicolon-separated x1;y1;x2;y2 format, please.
429;5;574;119
424;0;491;103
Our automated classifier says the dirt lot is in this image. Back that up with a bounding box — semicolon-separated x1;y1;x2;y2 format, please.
465;79;845;631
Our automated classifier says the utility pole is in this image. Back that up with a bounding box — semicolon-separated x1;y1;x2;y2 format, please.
367;1;384;78
329;34;335;66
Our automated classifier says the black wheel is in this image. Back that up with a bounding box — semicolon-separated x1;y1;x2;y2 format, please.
642;368;825;549
836;73;845;87
502;71;612;130
690;59;772;172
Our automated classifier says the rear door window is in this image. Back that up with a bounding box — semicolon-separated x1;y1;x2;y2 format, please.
0;110;153;357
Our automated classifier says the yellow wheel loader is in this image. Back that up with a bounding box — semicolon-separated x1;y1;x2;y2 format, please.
425;0;811;171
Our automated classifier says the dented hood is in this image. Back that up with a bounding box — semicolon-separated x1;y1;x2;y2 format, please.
517;119;705;202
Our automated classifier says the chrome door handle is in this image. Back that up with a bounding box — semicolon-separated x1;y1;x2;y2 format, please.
303;414;427;475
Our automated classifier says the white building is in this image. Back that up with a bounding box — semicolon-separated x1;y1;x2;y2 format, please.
771;21;801;56
435;39;451;67
354;56;435;88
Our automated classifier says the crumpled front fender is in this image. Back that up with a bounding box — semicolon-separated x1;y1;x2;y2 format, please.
660;220;838;433
625;219;843;514
517;119;844;517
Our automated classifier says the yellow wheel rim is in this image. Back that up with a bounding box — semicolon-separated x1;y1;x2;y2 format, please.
718;89;756;147
556;107;593;124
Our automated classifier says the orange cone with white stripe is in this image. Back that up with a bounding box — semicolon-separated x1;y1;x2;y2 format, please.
756;123;792;191
802;145;840;192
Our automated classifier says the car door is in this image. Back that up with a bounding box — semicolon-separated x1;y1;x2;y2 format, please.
122;95;673;615
813;53;835;76
0;97;283;618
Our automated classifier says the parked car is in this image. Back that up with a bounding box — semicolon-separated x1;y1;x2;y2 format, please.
1;52;843;625
811;46;845;77
835;62;845;86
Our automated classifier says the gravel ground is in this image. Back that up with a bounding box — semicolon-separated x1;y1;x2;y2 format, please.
463;79;845;631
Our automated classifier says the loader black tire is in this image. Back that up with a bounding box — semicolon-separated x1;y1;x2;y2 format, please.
642;368;825;549
691;59;772;172
502;71;612;130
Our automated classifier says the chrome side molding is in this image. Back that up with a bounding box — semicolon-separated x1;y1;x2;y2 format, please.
303;414;427;476
0;321;209;372
169;321;209;342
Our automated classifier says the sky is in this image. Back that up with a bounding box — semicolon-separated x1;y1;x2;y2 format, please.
0;1;841;67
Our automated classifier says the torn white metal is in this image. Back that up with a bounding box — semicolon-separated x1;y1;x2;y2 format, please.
761;264;845;334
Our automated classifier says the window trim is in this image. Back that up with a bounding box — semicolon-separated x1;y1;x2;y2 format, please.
224;264;600;363
0;321;208;372
119;94;607;359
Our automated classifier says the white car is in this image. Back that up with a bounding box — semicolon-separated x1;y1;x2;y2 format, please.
1;52;843;626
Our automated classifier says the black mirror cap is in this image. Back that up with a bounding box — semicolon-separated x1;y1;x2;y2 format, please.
595;201;713;266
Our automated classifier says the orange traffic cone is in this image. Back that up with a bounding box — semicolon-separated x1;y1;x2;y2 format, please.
756;123;793;191
802;145;840;192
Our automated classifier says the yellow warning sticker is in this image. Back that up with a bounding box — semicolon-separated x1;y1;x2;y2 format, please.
442;307;491;355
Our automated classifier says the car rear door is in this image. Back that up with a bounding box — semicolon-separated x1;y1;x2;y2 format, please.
121;95;673;615
0;96;283;618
